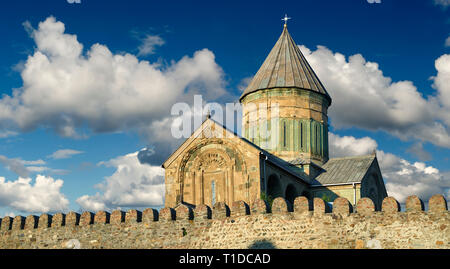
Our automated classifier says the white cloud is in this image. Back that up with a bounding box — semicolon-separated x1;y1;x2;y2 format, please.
137;34;165;56
0;175;69;213
76;149;165;211
329;133;377;158
445;36;450;47
377;150;450;203
300;45;450;148
48;149;83;160
434;0;450;8
0;16;226;140
329;132;450;203
0;155;46;178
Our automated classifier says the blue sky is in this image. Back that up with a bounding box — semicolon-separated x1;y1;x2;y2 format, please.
0;0;449;216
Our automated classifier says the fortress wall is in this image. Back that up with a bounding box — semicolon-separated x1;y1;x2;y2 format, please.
0;195;448;249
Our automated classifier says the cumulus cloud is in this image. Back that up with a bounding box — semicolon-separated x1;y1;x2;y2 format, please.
300;45;450;148
329;132;450;203
76;149;165;211
0;16;226;142
0;175;69;213
377;150;450;203
329;133;377;158
47;149;83;160
137;34;165;56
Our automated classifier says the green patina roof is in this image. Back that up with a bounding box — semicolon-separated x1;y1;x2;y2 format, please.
312;154;376;185
240;25;331;103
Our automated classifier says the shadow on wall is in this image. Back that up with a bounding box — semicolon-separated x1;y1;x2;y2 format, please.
248;239;277;249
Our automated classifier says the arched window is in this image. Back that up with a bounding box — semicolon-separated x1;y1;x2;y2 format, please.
299;121;303;151
285;184;298;205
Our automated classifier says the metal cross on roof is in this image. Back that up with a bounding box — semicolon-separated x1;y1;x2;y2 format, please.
282;14;291;27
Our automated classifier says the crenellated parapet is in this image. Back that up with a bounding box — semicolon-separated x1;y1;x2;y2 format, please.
0;194;448;249
1;194;447;232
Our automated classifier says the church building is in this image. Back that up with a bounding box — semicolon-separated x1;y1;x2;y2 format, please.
162;21;387;211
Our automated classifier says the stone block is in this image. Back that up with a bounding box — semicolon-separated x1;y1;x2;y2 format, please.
94;211;110;224
231;200;250;217
382;197;400;213
194;204;212;220
142;208;159;222
25;215;39;229
406;195;424;212
333;197;352;216
428;194;447;212
251;199;269;214
293;196;310;214
38;214;52;229
356;198;375;216
110;210;125;225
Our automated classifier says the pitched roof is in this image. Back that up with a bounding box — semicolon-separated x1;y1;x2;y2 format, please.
311;154;376;185
240;25;331;103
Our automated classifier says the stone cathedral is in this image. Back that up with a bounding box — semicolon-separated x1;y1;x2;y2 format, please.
163;23;387;210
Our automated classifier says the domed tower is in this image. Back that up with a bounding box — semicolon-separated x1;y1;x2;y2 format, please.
240;23;332;171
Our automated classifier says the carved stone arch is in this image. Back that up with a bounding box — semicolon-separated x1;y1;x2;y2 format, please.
177;138;249;206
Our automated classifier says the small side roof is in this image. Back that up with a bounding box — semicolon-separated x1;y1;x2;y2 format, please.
311;154;376;185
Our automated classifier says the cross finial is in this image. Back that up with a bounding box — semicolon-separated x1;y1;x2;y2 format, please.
282;14;291;27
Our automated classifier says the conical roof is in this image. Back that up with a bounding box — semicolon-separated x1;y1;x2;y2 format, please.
240;25;331;103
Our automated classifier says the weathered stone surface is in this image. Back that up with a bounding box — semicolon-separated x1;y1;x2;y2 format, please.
212;202;230;219
356;198;375;216
194;204;211;220
142;208;158;222
12;216;25;230
333;197;352;216
94;211;110;224
251;199;269;214
293;196;310;214
110;210;125;225
1;216;13;231
406;195;424;212
52;213;65;227
25;215;39;229
382;197;400;213
231;200;250;217
159;207;175;221
0;195;448;249
175;205;193;221
272;197;290;214
313;198;326;215
125;210;142;223
38;214;52;229
429;194;447;212
79;212;94;226
66;212;81;226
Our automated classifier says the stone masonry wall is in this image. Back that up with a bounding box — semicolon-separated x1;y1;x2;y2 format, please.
0;195;448;249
